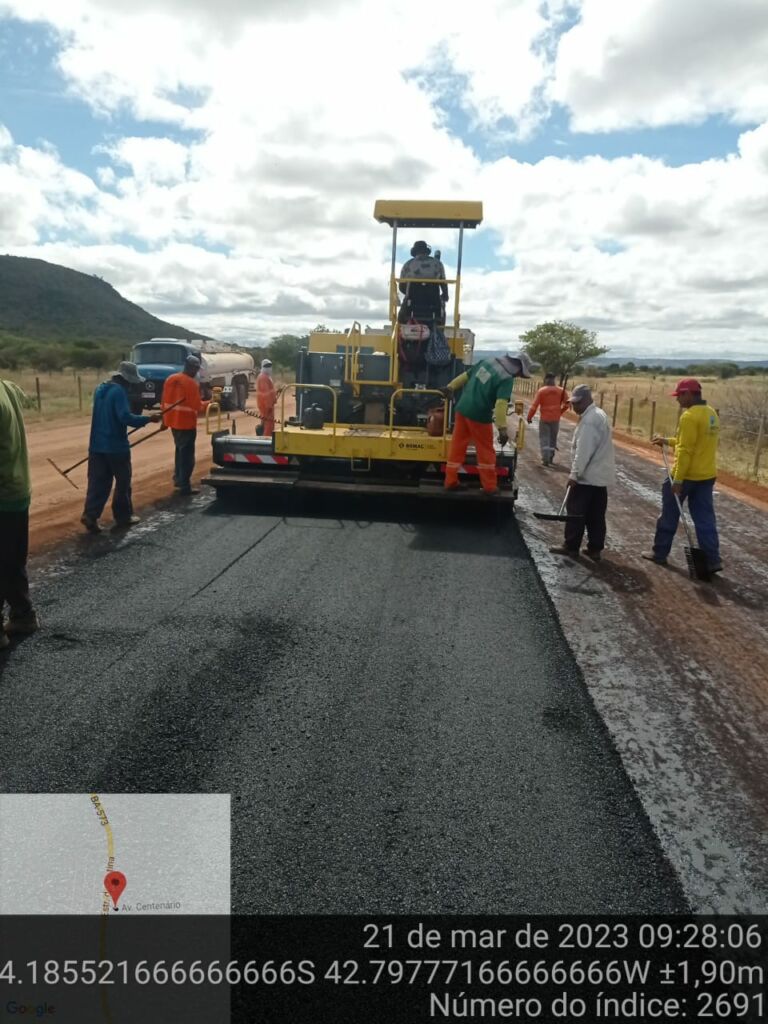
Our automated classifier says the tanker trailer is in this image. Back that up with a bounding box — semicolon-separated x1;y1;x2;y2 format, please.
198;349;256;411
130;338;255;411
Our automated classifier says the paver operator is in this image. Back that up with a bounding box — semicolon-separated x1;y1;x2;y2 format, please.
256;359;277;438
527;372;570;466
443;352;534;495
0;378;40;645
80;361;162;534
398;240;449;325
161;354;207;496
643;377;722;573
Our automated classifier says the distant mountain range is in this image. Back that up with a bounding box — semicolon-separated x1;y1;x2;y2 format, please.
589;355;768;368
0;255;205;346
477;348;768;368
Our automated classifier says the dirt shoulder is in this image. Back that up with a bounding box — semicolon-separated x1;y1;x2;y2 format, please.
24;395;295;554
24;414;213;554
518;416;768;911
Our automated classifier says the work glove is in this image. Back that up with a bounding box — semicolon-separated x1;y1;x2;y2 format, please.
497;428;509;447
148;413;163;423
439;387;453;401
651;434;666;447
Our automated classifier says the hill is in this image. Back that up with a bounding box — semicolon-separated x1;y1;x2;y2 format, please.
476;348;768;370
0;255;205;348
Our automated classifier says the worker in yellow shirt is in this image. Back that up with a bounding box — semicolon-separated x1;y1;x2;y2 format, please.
643;378;722;572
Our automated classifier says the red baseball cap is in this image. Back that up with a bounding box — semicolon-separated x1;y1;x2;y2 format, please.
670;377;702;396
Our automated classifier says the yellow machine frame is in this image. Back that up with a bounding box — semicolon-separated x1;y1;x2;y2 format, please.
276;199;484;458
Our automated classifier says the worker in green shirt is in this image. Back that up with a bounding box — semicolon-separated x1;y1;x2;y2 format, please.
0;379;39;647
443;352;534;493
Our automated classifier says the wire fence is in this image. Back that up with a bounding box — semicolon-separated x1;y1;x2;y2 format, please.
8;369;768;484
521;377;768;485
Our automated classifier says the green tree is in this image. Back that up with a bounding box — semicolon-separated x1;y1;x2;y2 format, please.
717;362;740;379
520;320;608;384
268;333;309;370
36;347;67;372
69;345;114;370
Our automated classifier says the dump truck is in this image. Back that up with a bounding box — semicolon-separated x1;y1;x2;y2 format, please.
130;338;255;412
202;199;526;505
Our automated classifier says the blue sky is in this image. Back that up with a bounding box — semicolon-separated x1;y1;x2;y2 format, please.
1;0;767;358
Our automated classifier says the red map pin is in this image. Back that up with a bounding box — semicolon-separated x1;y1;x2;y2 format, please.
104;871;127;909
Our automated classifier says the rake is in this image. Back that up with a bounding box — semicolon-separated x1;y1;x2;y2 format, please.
660;445;711;582
533;485;584;523
46;398;185;490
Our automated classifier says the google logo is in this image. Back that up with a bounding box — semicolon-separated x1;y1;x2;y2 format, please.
4;1003;56;1018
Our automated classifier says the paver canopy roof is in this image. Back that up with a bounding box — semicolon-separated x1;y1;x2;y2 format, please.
374;200;483;228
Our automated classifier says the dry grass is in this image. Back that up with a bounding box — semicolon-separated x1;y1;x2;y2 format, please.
579;374;768;485
5;368;104;421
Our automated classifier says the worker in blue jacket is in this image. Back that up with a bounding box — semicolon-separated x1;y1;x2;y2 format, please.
81;362;161;533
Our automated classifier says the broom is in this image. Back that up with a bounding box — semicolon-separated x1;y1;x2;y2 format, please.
532;485;584;523
660;445;711;582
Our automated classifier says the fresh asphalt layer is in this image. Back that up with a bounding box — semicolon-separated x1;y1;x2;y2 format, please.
0;491;686;913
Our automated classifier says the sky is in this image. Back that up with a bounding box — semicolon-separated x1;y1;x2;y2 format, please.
1;0;767;359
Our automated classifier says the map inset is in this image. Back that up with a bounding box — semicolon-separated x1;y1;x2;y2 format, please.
0;793;230;914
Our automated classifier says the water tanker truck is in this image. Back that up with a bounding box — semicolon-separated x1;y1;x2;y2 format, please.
130;338;256;411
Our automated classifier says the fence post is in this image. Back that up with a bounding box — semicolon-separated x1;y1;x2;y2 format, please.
649;401;656;440
35;376;42;413
77;375;83;413
612;394;619;427
627;397;634;431
754;412;766;477
599;391;605;409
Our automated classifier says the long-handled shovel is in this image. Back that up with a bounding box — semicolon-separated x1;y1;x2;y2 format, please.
46;398;185;490
533;484;584;523
660;445;711;582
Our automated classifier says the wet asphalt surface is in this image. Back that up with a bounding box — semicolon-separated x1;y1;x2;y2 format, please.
0;491;687;913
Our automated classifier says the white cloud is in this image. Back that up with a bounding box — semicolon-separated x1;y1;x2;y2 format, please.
552;0;768;131
1;0;768;357
104;137;189;185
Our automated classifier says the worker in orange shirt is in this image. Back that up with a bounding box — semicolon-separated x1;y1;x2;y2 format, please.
256;359;277;437
527;372;570;466
161;355;207;495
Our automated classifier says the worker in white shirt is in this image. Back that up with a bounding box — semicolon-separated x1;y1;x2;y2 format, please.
550;384;616;561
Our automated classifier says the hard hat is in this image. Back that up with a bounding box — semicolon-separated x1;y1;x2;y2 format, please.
184;354;201;368
670;377;701;396
261;359;273;369
411;240;430;256
570;384;592;403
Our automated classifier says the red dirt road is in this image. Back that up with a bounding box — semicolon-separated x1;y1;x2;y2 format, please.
25;416;214;553
24;389;298;552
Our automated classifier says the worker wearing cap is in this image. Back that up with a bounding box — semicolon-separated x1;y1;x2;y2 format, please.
550;384;615;560
0;377;39;644
256;359;277;438
81;362;162;533
527;372;570;466
443;352;533;494
161;355;207;496
643;378;721;572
